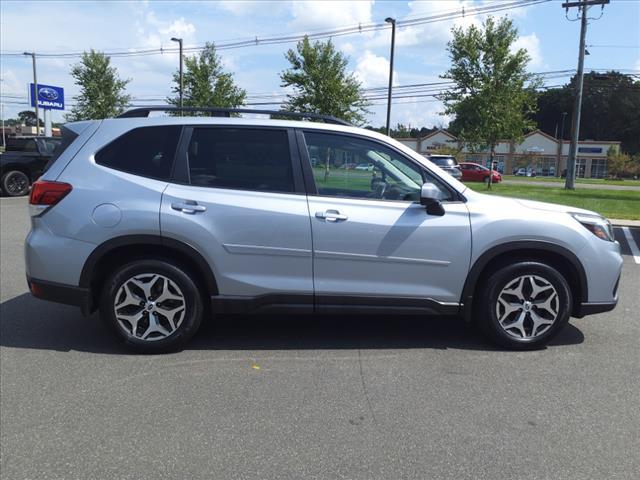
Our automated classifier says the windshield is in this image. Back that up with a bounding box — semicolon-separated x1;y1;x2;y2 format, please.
431;157;457;167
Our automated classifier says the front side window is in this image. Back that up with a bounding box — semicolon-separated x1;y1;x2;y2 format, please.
95;126;181;180
304;131;451;202
187;128;294;193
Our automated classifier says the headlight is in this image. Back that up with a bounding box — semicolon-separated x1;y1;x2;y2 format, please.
571;213;614;242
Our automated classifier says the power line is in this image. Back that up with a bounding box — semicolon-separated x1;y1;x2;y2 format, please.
0;0;550;59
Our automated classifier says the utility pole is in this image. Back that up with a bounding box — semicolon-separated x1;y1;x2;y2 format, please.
1;103;6;149
171;37;184;115
561;0;609;189
23;51;39;136
385;17;396;137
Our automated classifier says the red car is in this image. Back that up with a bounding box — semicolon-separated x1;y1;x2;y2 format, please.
459;162;502;184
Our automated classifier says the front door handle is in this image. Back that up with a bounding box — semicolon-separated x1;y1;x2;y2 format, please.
171;200;206;214
315;210;348;222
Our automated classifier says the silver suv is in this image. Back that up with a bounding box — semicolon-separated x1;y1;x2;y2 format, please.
25;108;622;353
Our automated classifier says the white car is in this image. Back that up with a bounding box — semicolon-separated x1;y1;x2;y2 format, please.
355;163;374;171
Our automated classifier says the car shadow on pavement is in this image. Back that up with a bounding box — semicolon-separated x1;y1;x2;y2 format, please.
0;293;585;354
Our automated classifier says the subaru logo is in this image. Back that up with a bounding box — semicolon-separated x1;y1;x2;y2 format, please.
39;87;59;101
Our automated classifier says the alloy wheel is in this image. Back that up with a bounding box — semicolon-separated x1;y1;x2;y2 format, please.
495;275;560;340
113;273;186;341
5;172;29;196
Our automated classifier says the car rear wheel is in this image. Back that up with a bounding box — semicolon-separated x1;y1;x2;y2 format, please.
100;259;203;353
478;261;572;349
1;170;30;197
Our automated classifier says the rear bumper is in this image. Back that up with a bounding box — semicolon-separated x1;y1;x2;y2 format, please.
574;300;618;318
27;276;91;315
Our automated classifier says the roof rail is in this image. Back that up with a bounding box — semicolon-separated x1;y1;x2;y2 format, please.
117;106;352;126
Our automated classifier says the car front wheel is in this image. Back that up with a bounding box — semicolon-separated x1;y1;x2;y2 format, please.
1;170;31;196
478;261;572;349
100;259;204;353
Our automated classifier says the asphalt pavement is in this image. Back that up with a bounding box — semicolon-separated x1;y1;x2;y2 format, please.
1;196;639;480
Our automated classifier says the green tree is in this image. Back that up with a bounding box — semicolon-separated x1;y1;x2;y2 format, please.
440;16;539;188
534;72;640;155
18;110;40;127
280;36;369;126
167;42;246;111
66;50;131;121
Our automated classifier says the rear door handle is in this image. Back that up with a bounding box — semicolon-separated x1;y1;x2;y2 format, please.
315;210;348;222
171;200;206;214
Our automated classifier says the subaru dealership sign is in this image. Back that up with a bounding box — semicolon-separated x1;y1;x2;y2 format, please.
30;83;64;110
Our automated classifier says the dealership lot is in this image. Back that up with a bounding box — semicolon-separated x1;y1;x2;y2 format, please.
1;196;638;480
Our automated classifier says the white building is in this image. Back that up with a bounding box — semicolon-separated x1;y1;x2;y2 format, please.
394;129;620;178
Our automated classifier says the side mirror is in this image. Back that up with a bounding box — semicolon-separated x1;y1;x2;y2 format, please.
420;183;445;216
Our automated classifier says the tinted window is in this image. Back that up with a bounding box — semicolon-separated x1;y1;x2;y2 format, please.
44;128;78;173
23;140;38;152
95;126;181;180
304;131;452;202
6;138;29;151
39;138;61;155
187;128;294;193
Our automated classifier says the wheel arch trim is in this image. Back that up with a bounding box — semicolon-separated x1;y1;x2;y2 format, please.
79;234;219;297
460;240;588;321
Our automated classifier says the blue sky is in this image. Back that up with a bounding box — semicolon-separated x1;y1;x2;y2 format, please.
1;0;639;126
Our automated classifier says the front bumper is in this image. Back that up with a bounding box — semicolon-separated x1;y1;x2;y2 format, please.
27;276;92;316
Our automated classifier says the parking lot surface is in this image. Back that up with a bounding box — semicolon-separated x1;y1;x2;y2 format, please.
1;196;639;480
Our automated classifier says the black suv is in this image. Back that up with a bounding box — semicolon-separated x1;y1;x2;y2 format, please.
1;136;61;196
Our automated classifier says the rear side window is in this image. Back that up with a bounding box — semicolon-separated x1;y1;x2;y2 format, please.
187;128;294;193
22;140;38;152
44;128;77;173
95;126;181;181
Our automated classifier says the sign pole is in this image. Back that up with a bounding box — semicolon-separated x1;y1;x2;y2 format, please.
44;109;52;137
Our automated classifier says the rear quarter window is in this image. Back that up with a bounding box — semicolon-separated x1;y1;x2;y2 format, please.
43;134;71;173
95;126;182;181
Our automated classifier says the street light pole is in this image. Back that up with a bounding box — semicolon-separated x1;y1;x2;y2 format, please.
559;111;567;140
24;51;39;136
171;37;183;114
384;17;396;137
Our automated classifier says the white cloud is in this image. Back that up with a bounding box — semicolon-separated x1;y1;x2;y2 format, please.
288;0;374;32
513;33;543;69
0;69;24;96
160;18;196;38
217;1;288;16
355;51;395;89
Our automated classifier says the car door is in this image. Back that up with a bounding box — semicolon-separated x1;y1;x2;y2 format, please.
161;126;313;304
298;130;471;312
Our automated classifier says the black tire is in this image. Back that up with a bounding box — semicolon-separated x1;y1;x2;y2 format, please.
99;259;204;353
478;261;572;350
1;170;30;197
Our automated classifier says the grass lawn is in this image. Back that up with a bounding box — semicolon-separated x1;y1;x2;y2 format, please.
502;175;640;186
466;182;640;220
313;167;374;191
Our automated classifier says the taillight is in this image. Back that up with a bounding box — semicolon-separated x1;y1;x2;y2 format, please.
29;180;72;216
